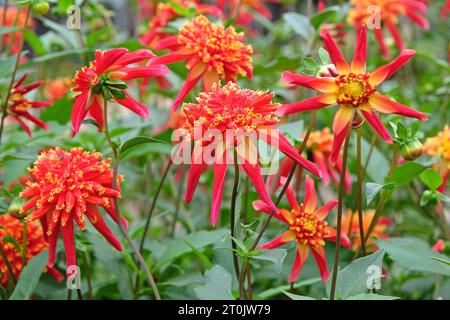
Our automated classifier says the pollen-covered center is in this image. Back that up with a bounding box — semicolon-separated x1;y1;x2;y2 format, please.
335;73;375;107
183;82;279;134
289;209;329;247
177;15;253;78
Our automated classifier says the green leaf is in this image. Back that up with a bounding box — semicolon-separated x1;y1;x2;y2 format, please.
0;54;18;77
420;190;436;206
40;96;72;124
430;257;450;266
119;136;167;158
23;30;46;55
366;182;396;205
257;277;321;299
194;265;233;300
345;293;400;300
420;169;443;191
9;250;48;300
253;249;287;272
396;122;408;140
391;162;426;185
2;235;21;254
300;56;319;75
283;12;313;40
318;47;331;65
326;249;385;300
283;291;317;300
310;8;340;29
377;237;450;276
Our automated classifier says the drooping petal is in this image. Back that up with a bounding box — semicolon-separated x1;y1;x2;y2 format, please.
257;230;296;249
61;218;77;272
85;204;123;251
288;243;309;283
385;19;405;50
310;246;330;283
320;29;350;74
360;107;393;143
252;200;273;213
282;71;336;93
151;50;191;65
114;90;149;119
71;90;91;137
368;92;428;120
333;106;354;137
373;28;390;59
350;25;367;74
369;49;416;86
276;94;336;116
330;121;350;165
88;95;104;131
184;155;207;204
405;9;430;30
119;65;170;80
210;162;228;225
170;67;204;111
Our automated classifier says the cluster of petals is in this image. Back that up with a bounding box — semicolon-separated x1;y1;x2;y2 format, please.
423;126;450;195
19;148;125;271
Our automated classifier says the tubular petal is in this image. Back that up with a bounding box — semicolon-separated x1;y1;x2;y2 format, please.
288;244;309;283
310;246;330;283
304;175;317;213
369;49;416;86
368;93;428;120
350;25;367;74
276;94;336;116
315;200;338;220
282;71;336;93
360;108;393;143
257;230;296;250
320;29;350;74
210;162;228;225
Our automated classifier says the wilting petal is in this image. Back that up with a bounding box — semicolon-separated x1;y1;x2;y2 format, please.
61;218;77;272
282;71;336;93
320;29;350;74
85;204;122;251
258;230;296;249
315;200;338;220
369;49;415;86
310;246;330;283
368;92;428;120
350;25;367;74
114;90;149;119
71;90;91;136
288;243;309;283
360;107;393;143
277;94;336;116
47;225;60;268
210;162;228;225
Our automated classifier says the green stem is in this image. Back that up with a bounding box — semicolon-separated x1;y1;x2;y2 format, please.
356;127;366;256
102;99;161;300
0;245;17;285
21;220;27;265
170;166;186;237
329;127;352;300
230;150;241;282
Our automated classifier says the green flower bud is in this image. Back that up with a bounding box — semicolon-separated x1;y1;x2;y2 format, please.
32;1;50;16
400;138;423;161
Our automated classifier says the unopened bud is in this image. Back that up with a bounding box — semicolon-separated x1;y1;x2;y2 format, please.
32;1;50;16
8;199;26;219
317;64;338;78
400;138;423;161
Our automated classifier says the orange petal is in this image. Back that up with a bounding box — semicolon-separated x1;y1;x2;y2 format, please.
288;243;309;283
369;49;415;86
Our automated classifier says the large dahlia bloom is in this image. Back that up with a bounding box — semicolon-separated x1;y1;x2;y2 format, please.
340;209;391;252
71;48;169;136
179;82;320;225
153;15;253;111
19;148;124;270
5;73;51;136
348;0;429;58
253;176;350;283
0;214;63;287
279;25;428;163
423;126;450;197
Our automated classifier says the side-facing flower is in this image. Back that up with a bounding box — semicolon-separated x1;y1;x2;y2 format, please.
71;48;169;136
19;148;125;271
348;0;429;58
5;73;51;136
340;209;391;251
152;15;253;110
180;82;320;225
279;25;428;164
253;176;350;283
0;214;63;287
423;126;450;197
44;77;72;102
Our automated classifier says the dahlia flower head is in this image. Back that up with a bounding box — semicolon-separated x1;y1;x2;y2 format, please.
423;125;450;194
153;15;254;111
279;25;428;164
71;48;169;136
5;73;51;137
253;176;351;283
348;0;429;58
19;148;125;271
0;214;63;287
178;81;320;225
340;209;392;251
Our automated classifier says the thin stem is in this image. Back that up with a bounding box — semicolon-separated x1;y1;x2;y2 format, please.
170;166;186;237
0;5;31;150
329;127;352;300
76;288;83;300
82;252;94;300
362;135;377;177
230;150;241;281
0;245;17;285
139;159;172;252
356;127;366;255
102;100;161;300
67;289;72;300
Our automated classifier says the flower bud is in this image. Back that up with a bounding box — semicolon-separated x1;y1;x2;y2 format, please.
400;138;423;161
317;64;338;78
8;198;26;219
32;1;50;16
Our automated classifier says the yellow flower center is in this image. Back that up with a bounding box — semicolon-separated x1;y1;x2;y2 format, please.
335;73;375;107
289;210;329;247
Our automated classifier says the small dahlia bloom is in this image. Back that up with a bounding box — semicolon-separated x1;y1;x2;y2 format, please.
5;73;51;136
152;15;253;110
340;209;391;251
19;148;125;270
43;77;72;102
253;176;350;283
279;25;428;163
71;48;169;136
180;82;320;225
0;6;32;54
0;214;63;288
432;239;446;253
348;0;429;58
423;126;450;197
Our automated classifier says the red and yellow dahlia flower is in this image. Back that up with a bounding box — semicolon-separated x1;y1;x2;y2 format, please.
348;0;429;58
152;15;253;111
340;209;391;251
179;82;320;225
0;214;63;288
5;73;51;137
279;25;428;164
71;48;169;136
19;148;125;271
253;176;350;283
